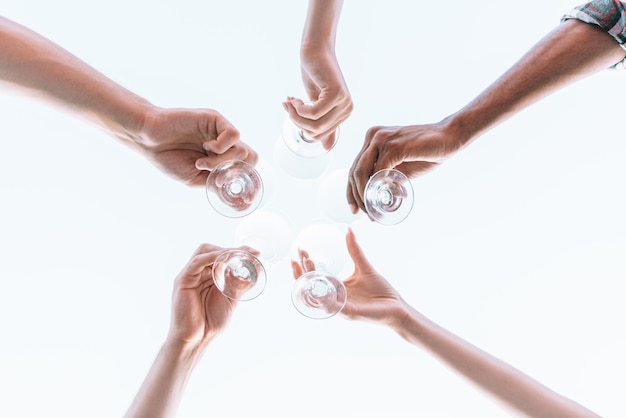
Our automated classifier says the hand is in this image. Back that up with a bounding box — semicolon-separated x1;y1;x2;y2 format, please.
291;229;407;327
282;46;353;149
135;106;258;187
347;121;463;214
167;243;258;347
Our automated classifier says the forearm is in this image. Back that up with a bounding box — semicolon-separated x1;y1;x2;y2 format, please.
0;16;151;144
124;340;205;418
301;0;343;52
445;19;626;146
392;305;599;417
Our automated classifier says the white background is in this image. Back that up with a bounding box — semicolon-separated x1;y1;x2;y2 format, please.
1;0;625;417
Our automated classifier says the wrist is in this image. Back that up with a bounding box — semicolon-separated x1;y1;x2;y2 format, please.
438;111;479;151
300;40;335;61
161;337;208;368
108;97;154;147
389;302;426;342
94;91;156;148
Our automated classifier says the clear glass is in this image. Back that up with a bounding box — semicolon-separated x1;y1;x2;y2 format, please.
364;169;414;225
205;160;263;218
212;249;267;301
281;117;339;158
234;209;293;263
272;136;331;180
317;167;363;225
290;222;349;319
291;270;347;319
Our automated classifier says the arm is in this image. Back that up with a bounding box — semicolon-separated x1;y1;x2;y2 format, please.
124;342;203;418
393;307;599;418
292;229;600;418
125;243;252;418
282;0;353;147
0;16;257;187
347;7;626;213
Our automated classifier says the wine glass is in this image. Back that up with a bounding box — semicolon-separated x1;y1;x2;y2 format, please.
205;159;263;218
234;209;293;263
317;167;363;225
281;117;339;158
212;248;266;301
273;136;331;180
290;222;349;319
364;168;414;225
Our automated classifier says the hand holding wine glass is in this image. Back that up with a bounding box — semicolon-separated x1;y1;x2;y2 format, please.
168;243;260;346
289;222;349;319
347;123;461;216
291;228;405;325
280;116;339;158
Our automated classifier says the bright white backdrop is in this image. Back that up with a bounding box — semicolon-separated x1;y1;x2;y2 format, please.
1;1;625;417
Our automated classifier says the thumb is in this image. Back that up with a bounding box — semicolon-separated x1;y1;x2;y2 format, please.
291;97;329;120
345;228;373;272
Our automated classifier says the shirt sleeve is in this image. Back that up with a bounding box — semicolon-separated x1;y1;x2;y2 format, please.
562;0;626;69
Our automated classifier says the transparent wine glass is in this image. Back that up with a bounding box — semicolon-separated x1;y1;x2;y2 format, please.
281;117;339;158
364;168;414;225
290;222;349;319
212;248;266;301
205;159;263;218
317;167;363;225
234;209;293;264
273;135;331;180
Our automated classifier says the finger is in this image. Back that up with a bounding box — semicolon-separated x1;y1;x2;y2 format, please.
303;255;316;272
350;146;379;213
346;134;374;214
297;249;317;273
203;125;240;155
282;99;323;135
196;143;251;171
346;180;359;215
345;228;374;272
291;260;304;279
191;242;224;257
291;95;336;122
320;129;338;151
373;145;412;175
180;247;225;282
238;142;259;166
238;245;261;257
347;168;365;215
208;114;241;153
283;98;346;140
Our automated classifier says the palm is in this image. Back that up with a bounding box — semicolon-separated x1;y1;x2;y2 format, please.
199;276;236;337
169;245;240;345
150;145;209;187
341;270;403;325
171;271;236;344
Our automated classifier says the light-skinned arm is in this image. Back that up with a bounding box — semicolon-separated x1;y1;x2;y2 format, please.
124;243;256;418
292;229;600;418
0;16;257;187
282;0;353;149
347;16;626;214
